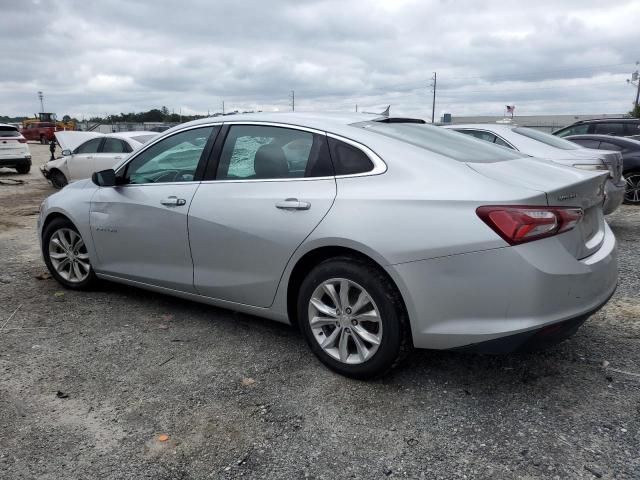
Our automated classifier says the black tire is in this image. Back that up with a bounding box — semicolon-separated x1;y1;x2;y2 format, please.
42;217;97;290
297;256;411;379
623;170;640;205
16;164;31;174
50;170;68;189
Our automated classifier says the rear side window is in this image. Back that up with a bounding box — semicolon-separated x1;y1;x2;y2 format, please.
571;139;601;149
625;123;640;135
457;129;496;142
598;141;623;152
594;123;625;135
102;138;130;153
327;137;374;175
216;125;333;180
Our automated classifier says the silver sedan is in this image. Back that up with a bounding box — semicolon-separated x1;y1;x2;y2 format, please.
38;113;618;378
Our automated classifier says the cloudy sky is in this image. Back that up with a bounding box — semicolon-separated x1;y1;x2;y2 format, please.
2;0;639;120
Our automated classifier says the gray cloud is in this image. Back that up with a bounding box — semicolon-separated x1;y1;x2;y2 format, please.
1;0;638;119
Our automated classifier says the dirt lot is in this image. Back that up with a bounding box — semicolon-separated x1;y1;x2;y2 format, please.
0;144;639;479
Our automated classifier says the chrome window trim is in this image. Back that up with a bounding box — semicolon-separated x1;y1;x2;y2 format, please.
114;120;387;186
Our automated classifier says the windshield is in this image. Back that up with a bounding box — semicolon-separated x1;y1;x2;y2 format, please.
356;122;524;162
0;127;20;137
512;127;579;150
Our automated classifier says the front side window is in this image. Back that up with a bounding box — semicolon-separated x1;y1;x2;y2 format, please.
75;138;102;154
216;125;332;180
625;123;640;135
594;123;625;135
123;126;214;184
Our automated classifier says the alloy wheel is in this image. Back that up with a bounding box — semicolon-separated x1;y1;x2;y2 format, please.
48;228;91;283
308;278;383;364
624;173;640;204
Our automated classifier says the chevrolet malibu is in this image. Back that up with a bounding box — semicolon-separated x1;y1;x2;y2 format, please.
38;113;618;378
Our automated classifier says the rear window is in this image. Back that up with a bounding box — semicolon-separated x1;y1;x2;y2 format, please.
0;127;20;137
512;127;579;150
356;122;524;162
130;134;156;144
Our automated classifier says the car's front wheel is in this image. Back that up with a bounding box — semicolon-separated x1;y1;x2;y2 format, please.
42;218;97;290
50;170;68;189
298;257;410;379
16;165;30;174
624;170;640;204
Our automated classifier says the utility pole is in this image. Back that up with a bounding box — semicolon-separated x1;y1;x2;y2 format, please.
37;91;44;113
289;90;295;112
627;62;640;110
355;104;358;112
430;72;437;123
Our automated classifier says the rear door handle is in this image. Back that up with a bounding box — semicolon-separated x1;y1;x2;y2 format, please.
275;198;311;211
161;196;186;207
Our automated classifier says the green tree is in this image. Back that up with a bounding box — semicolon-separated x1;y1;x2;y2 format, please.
630;104;640;118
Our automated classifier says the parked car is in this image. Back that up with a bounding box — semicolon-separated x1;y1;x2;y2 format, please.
41;131;158;188
38;113;617;378
444;124;625;214
553;118;640;138
565;134;640;204
0;123;32;174
20;121;58;144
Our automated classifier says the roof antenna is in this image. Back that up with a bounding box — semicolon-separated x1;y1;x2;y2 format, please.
363;105;390;117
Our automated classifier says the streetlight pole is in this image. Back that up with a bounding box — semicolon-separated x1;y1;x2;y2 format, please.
430;72;437;123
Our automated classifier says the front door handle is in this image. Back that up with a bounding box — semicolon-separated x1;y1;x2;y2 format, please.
275;198;311;211
161;196;186;207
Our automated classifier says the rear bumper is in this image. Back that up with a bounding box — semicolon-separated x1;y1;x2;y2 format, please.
0;156;31;168
603;178;625;214
387;222;618;350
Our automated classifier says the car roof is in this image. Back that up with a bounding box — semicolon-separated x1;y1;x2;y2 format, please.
164;112;391;138
0;123;19;130
566;118;639;125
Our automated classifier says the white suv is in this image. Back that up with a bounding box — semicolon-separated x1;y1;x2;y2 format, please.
0;123;31;174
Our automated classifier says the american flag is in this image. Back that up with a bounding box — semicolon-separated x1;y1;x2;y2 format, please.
506;105;515;114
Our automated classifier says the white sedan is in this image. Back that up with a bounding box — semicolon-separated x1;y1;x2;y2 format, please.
42;131;157;188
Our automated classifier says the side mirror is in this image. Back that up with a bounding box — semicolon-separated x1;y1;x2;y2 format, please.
61;149;71;156
91;169;116;187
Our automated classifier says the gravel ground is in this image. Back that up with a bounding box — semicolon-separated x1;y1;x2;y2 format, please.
0;144;639;479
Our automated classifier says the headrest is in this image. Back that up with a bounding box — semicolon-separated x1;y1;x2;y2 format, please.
253;144;288;179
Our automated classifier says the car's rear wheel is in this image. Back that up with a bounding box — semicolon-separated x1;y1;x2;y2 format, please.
16;165;30;174
42;218;97;290
50;170;68;189
298;256;410;379
623;171;640;204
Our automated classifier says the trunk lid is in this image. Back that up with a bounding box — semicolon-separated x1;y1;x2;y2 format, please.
468;157;608;259
55;131;103;153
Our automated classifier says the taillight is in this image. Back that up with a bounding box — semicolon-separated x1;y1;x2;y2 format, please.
476;206;583;245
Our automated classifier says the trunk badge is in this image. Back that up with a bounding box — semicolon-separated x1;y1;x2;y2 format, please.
557;193;577;201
